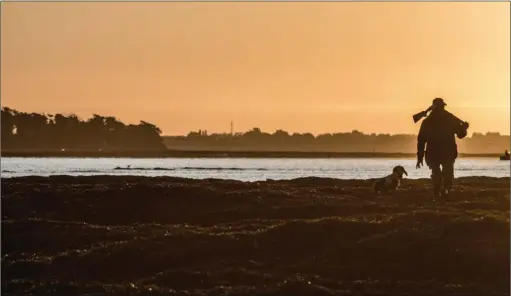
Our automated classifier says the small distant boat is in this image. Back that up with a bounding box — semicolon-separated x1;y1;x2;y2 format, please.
114;165;132;170
499;150;510;161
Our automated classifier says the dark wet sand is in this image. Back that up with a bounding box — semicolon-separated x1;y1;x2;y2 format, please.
2;176;509;296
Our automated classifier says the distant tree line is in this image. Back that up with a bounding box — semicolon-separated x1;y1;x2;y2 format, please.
2;107;508;154
1;107;166;151
164;127;510;154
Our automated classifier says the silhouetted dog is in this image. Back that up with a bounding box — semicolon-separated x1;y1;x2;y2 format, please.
373;165;408;194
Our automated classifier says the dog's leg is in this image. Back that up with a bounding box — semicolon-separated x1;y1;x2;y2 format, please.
373;179;384;197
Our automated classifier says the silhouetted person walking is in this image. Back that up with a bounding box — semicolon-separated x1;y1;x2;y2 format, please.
416;98;469;198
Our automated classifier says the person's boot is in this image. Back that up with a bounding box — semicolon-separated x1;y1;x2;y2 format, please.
441;188;450;199
431;173;443;200
442;169;454;201
441;182;452;200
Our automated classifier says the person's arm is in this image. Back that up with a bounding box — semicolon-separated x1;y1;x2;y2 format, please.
450;113;469;139
417;120;428;168
456;125;468;139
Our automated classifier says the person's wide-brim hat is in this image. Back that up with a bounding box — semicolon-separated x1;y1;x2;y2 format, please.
432;97;447;106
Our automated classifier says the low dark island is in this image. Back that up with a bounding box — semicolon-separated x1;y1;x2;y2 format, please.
2;175;509;295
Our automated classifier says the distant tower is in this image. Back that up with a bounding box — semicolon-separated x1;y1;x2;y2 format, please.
230;121;234;135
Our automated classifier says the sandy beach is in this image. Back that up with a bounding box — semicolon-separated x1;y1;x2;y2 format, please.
2;175;509;296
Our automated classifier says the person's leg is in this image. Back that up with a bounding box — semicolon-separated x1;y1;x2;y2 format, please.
442;160;455;195
429;162;442;196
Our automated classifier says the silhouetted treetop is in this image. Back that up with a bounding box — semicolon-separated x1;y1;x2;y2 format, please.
1;107;165;151
164;127;510;154
3;107;508;154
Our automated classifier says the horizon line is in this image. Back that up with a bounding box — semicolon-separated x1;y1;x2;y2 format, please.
162;130;511;137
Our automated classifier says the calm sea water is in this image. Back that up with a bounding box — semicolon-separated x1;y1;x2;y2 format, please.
1;157;509;182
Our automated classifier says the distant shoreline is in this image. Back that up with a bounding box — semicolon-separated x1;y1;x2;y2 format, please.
0;150;503;159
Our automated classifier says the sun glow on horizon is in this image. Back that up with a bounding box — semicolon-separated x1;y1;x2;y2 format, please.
1;2;509;135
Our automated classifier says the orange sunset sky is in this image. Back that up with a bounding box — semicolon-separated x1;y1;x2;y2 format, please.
1;2;509;136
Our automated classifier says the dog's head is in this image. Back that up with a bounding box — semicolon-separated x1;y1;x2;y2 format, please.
392;165;408;178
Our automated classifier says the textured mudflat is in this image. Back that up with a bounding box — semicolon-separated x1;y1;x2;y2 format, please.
2;176;509;296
